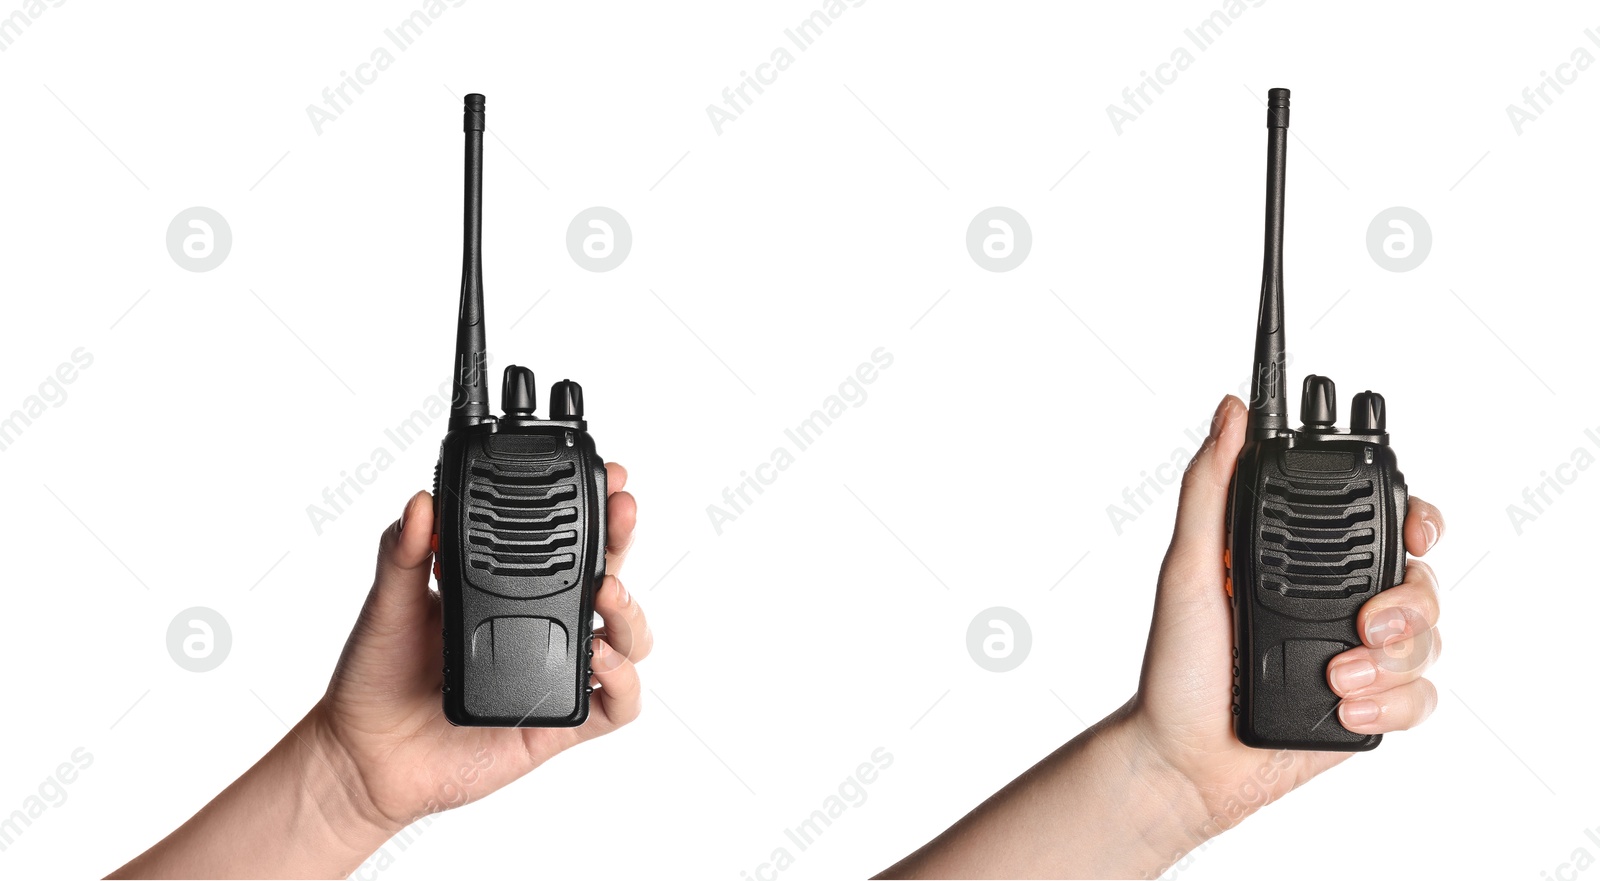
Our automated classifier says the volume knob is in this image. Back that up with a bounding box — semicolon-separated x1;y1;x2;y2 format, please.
1300;375;1336;429
1351;390;1386;432
502;365;536;416
549;379;584;420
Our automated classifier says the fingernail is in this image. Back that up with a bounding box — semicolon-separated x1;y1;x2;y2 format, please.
1422;517;1439;550
1209;396;1231;440
1330;659;1377;694
617;579;630;606
1339;700;1379;727
398;497;411;533
1365;608;1408;647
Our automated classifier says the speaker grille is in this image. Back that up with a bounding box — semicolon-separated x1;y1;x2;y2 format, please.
465;461;580;579
1257;477;1376;599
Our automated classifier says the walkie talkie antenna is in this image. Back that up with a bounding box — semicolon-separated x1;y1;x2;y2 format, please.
450;93;491;430
1247;87;1290;436
433;92;608;729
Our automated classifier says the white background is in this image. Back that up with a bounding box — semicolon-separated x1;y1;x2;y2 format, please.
1;2;1595;879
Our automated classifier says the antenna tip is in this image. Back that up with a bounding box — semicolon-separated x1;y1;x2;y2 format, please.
1265;87;1290;128
463;93;486;132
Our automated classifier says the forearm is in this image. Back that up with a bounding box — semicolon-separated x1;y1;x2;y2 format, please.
109;705;398;880
880;702;1209;880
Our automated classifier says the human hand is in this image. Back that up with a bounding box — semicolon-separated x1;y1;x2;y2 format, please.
1129;395;1443;835
313;462;650;835
864;395;1446;881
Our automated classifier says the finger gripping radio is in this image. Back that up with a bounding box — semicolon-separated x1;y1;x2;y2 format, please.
1227;89;1408;751
434;94;606;727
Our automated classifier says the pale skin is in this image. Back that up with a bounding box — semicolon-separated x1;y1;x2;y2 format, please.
880;395;1445;879
105;401;1439;879
110;463;650;880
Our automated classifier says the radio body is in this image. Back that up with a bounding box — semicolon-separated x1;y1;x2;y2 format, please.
1227;393;1407;750
434;93;605;728
1226;89;1409;751
436;413;606;727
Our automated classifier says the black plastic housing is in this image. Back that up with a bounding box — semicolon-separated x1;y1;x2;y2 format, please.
1227;89;1413;750
1228;427;1407;750
432;93;608;727
435;419;606;727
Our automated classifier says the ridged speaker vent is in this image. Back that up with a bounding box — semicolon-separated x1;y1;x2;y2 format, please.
1257;477;1377;599
464;461;580;580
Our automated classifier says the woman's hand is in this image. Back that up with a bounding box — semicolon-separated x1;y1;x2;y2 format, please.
315;462;651;834
880;398;1443;879
1129;395;1443;844
110;464;648;879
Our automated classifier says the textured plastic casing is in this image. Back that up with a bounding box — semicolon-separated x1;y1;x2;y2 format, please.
1227;429;1406;750
435;419;606;727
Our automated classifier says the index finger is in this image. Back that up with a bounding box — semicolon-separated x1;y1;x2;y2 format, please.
603;462;636;575
1404;495;1444;557
606;491;636;575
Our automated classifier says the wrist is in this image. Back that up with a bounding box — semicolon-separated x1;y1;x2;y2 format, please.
1102;701;1217;873
107;702;403;879
1118;697;1299;859
298;702;407;856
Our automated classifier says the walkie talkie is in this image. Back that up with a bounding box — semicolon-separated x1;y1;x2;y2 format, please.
434;93;607;727
1226;89;1408;751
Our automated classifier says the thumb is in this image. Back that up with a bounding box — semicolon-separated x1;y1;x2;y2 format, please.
1160;395;1246;591
365;490;436;632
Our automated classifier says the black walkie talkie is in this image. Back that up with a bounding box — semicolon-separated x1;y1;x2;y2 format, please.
1226;89;1408;751
434;94;607;728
